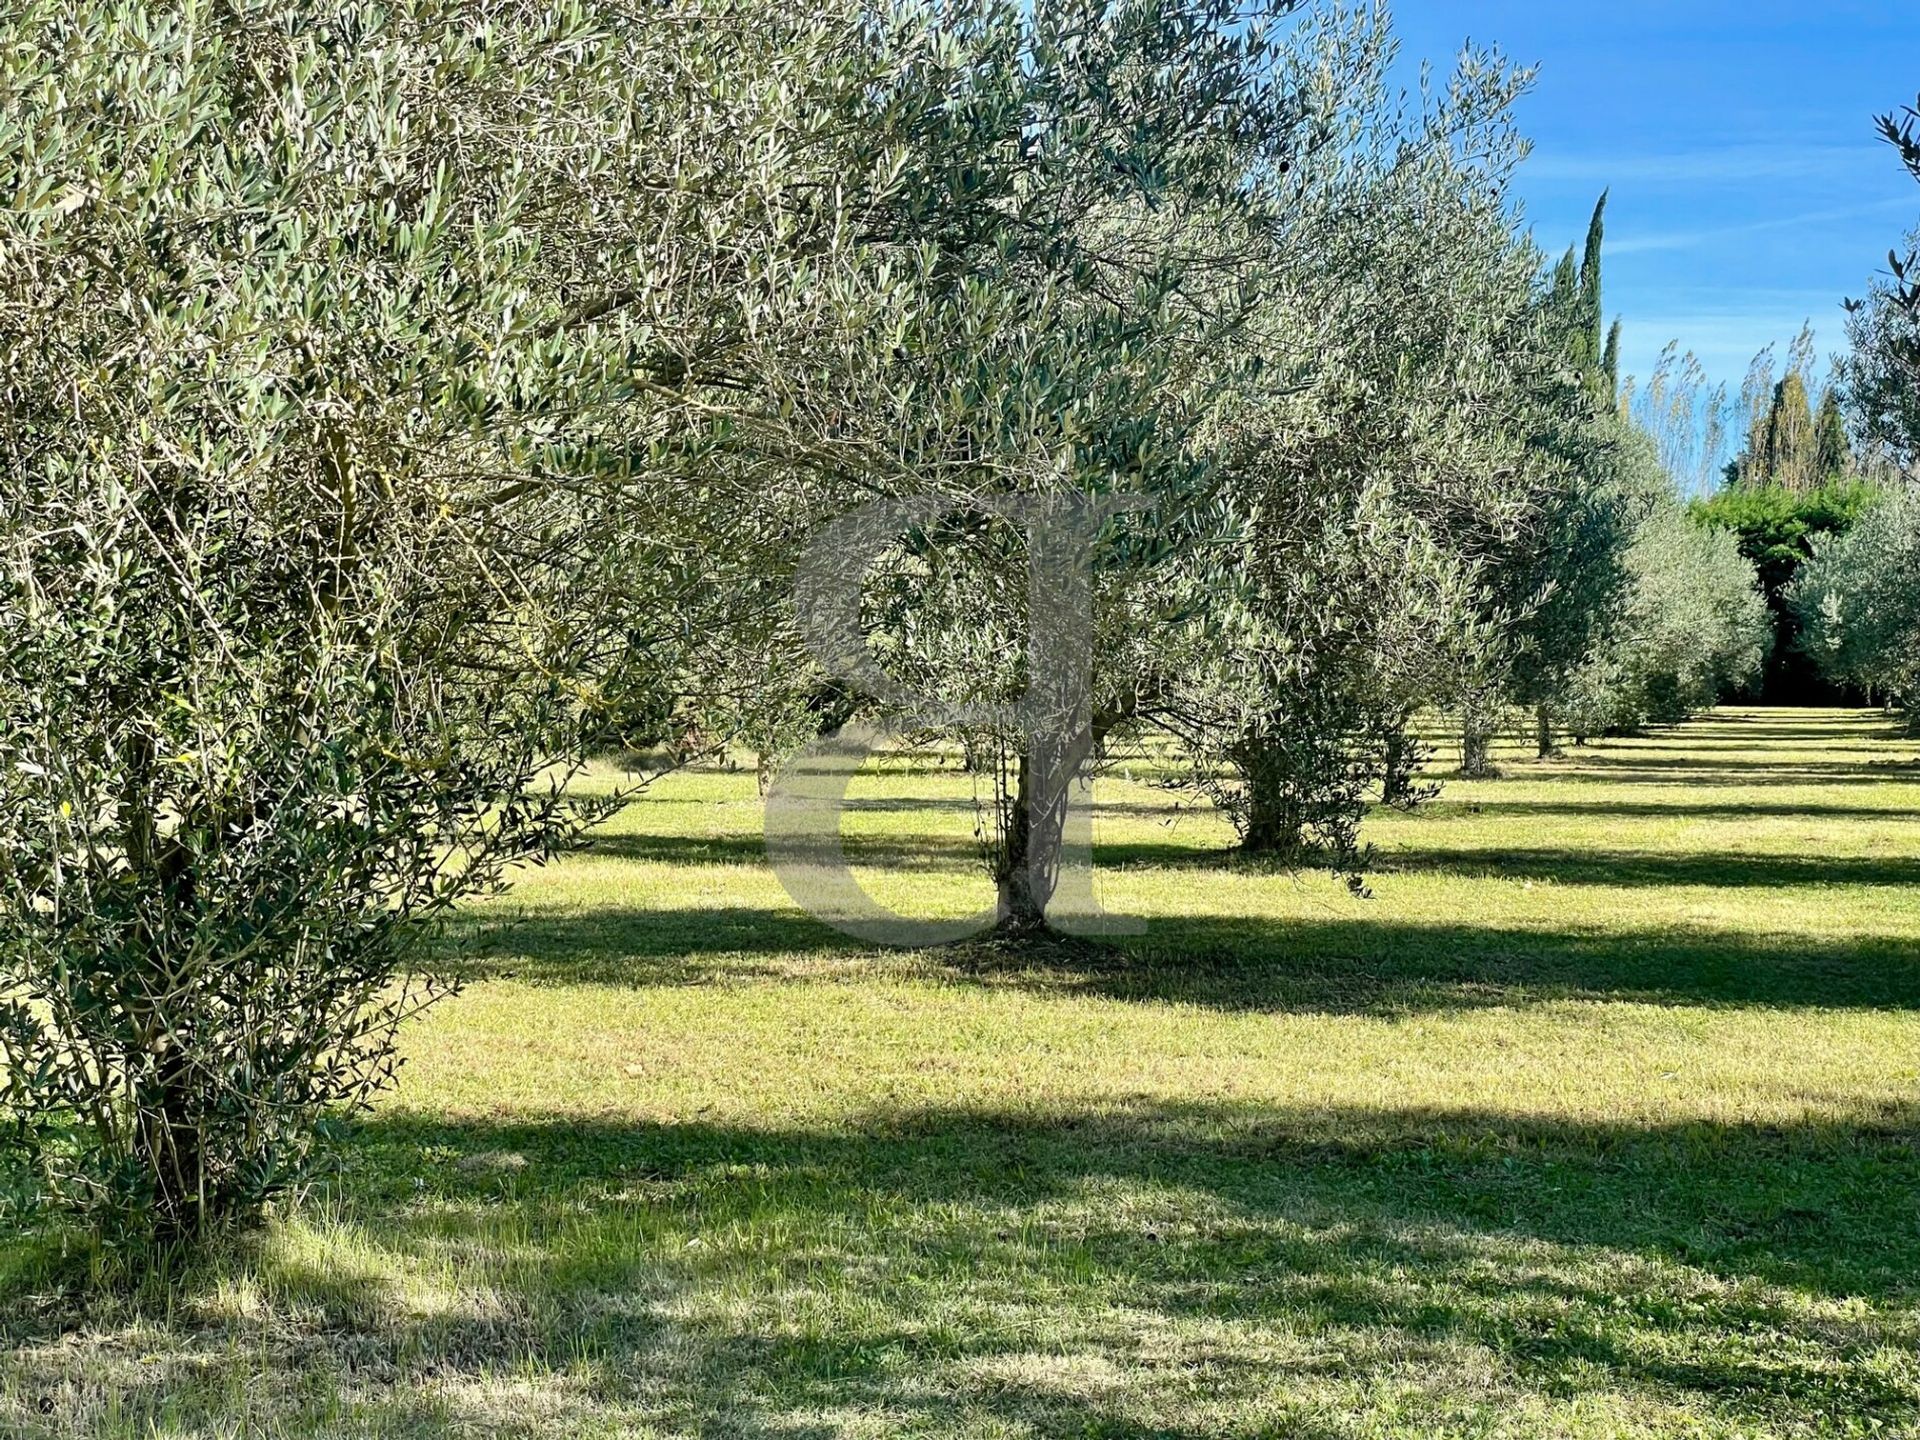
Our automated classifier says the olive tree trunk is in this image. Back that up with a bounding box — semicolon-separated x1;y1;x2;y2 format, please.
1460;708;1496;779
1242;765;1308;860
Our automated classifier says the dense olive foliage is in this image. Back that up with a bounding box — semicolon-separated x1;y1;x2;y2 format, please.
1563;504;1771;738
1839;96;1920;471
0;0;867;1237
1791;97;1920;726
0;0;1775;1247
1792;486;1920;722
3;0;1098;1237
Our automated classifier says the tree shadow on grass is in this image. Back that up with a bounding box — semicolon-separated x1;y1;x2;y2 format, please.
442;902;856;982
1421;799;1920;821
1088;914;1920;1014
577;829;773;866
9;1100;1918;1436
1086;838;1920;887
558;833;1920;893
1498;766;1918;789
578;825;1002;871
568;820;1920;893
1681;712;1903;735
1553;752;1920;784
1374;846;1920;890
440;902;1920;1015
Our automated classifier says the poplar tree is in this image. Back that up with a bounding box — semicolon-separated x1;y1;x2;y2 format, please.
1764;372;1820;493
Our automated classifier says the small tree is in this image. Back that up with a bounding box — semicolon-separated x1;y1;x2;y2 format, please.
1837;96;1920;470
766;0;1345;934
1405;186;1652;773
0;0;883;1239
1159;26;1570;847
1791;485;1920;723
1562;503;1771;736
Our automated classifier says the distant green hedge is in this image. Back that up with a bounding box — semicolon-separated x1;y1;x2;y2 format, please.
1690;481;1881;702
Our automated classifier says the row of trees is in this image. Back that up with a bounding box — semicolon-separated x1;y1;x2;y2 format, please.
0;0;1769;1246
1562;504;1769;738
1624;130;1919;705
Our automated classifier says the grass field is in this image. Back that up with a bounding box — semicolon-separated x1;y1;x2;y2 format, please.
6;707;1920;1438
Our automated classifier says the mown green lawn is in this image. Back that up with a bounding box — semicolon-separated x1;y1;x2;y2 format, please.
7;707;1920;1438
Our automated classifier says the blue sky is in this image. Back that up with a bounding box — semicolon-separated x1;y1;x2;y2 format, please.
1391;2;1920;393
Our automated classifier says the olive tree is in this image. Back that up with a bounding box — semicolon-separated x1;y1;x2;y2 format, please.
0;0;912;1239
1150;22;1542;862
748;0;1339;933
1791;484;1920;722
1493;406;1662;762
1563;501;1771;737
1839;97;1920;470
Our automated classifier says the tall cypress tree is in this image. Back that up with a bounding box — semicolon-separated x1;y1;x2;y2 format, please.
1814;388;1853;482
1551;245;1579;327
1602;318;1623;405
1556;194;1619;401
1577;192;1608;374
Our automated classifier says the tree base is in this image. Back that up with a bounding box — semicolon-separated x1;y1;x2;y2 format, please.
1238;835;1314;865
948;920;1122;970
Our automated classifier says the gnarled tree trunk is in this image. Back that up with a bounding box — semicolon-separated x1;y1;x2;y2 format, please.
1242;764;1307;860
1460;707;1496;778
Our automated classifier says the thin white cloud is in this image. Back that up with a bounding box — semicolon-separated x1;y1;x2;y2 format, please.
1616;300;1844;385
1608;196;1916;256
1527;143;1884;185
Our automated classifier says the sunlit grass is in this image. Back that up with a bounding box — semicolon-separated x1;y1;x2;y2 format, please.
6;707;1920;1437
